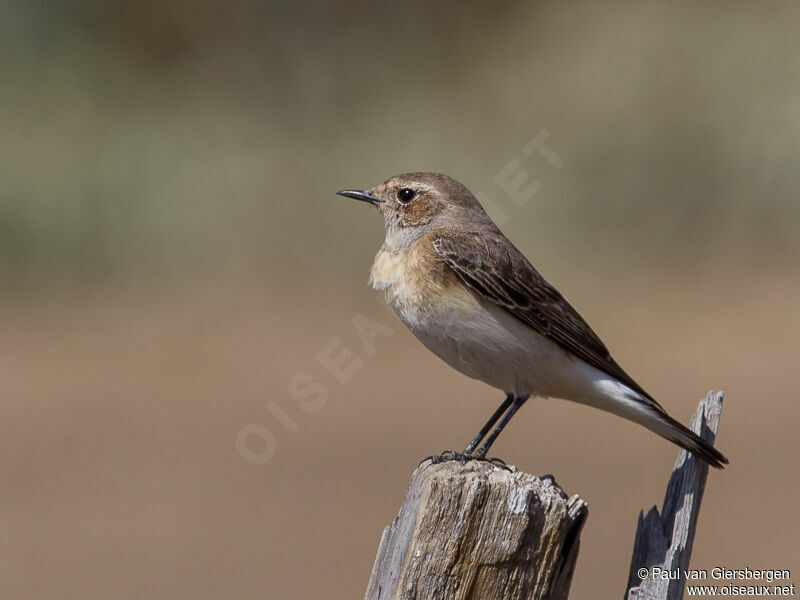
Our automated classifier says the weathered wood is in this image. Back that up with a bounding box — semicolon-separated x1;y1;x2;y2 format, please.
625;391;724;600
364;460;588;600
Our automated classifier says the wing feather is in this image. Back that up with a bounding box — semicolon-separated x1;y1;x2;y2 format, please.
432;230;659;406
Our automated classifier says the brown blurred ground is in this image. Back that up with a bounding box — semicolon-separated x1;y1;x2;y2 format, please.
1;1;799;598
2;270;799;599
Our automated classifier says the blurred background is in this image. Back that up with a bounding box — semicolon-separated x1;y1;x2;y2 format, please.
1;1;798;598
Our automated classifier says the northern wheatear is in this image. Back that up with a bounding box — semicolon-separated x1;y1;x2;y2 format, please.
337;173;728;468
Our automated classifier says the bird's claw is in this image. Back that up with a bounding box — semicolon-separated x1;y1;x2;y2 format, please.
419;450;513;471
420;449;469;465
475;454;513;471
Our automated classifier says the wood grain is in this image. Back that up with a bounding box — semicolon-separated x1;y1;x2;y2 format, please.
625;391;724;600
364;460;588;600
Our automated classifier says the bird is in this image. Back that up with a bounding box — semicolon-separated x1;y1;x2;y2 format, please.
336;172;728;468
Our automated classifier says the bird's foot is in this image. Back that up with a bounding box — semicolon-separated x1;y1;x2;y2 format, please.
472;454;513;471
419;450;513;471
420;449;470;465
482;456;512;469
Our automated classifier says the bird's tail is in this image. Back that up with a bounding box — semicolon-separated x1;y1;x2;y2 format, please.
568;366;728;468
643;407;728;469
586;380;729;469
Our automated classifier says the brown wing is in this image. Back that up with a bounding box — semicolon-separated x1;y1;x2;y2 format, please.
433;230;659;406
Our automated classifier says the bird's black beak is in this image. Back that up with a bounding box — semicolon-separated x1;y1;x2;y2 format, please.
336;189;379;205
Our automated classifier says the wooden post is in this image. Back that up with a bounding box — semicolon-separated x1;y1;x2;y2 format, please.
364;460;588;600
624;391;725;600
363;393;724;600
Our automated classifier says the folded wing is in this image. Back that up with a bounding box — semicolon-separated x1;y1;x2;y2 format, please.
432;229;659;407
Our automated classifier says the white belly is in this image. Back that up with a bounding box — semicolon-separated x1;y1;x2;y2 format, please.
370;245;639;410
405;297;649;425
391;288;583;398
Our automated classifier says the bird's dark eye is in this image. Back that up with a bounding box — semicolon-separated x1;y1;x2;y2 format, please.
397;188;416;203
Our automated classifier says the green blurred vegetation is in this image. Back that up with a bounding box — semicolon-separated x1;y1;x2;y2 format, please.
1;1;798;290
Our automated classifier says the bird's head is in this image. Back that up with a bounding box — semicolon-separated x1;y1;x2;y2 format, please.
337;172;493;248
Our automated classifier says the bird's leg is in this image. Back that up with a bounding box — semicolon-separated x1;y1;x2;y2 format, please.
473;395;529;458
462;393;514;455
420;393;519;467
